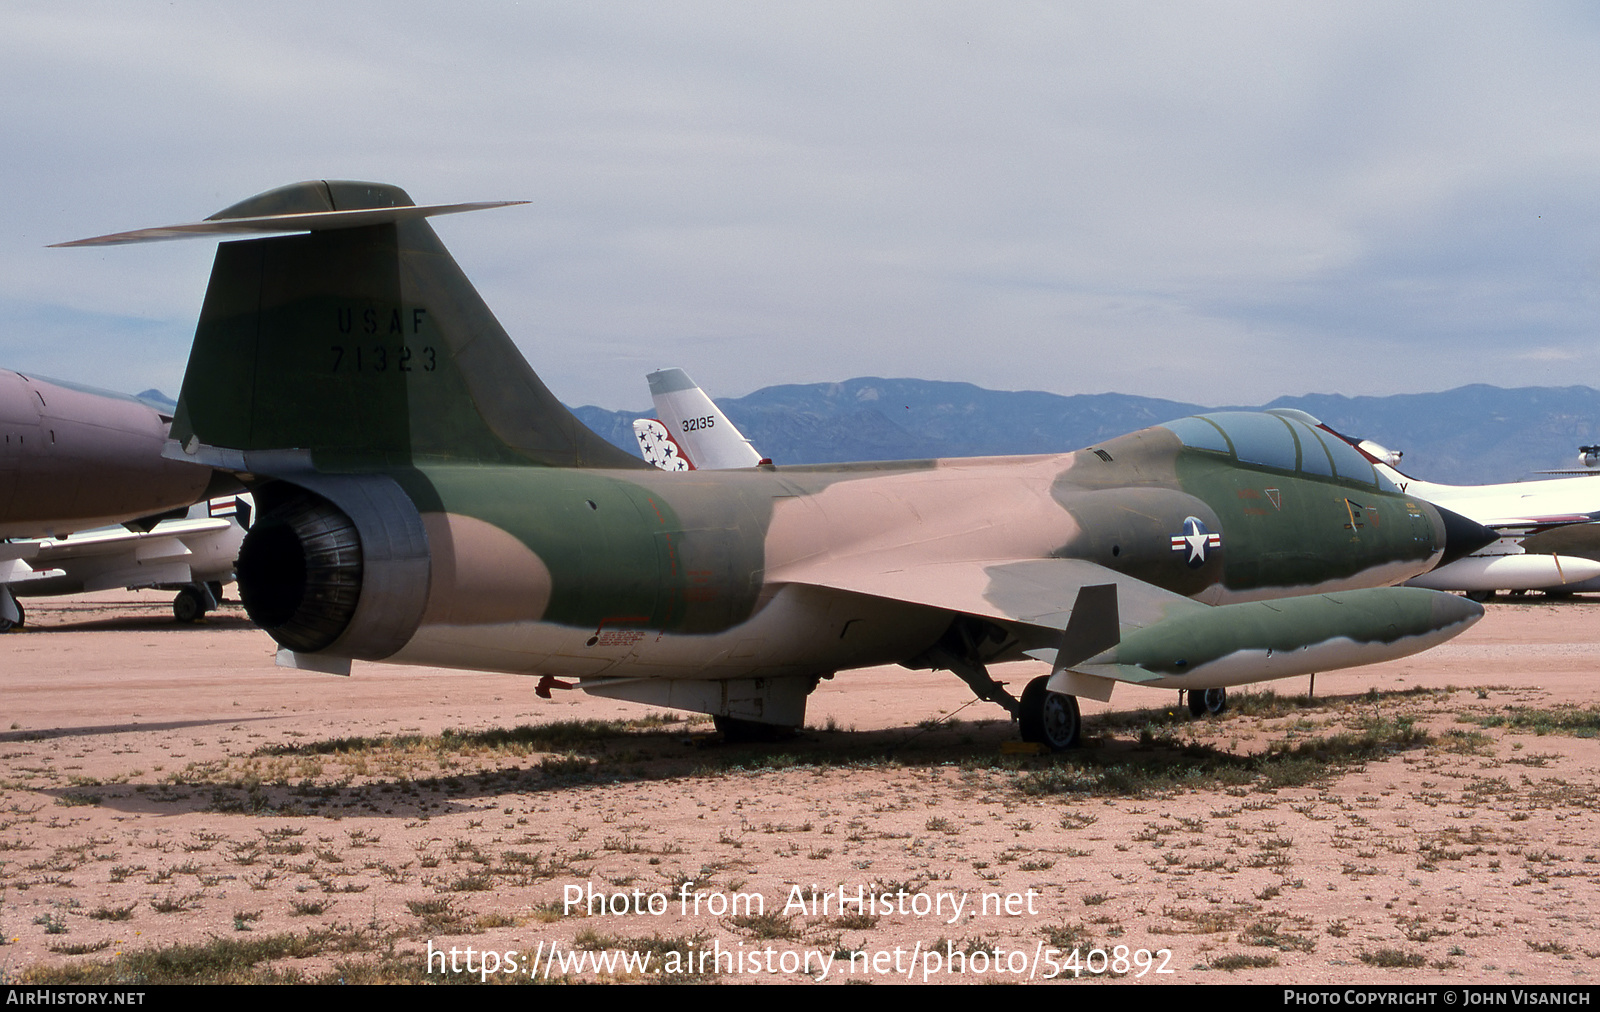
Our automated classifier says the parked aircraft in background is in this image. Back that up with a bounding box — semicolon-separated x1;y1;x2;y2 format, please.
634;368;764;471
60;180;1494;750
1535;445;1600;475
0;369;230;628
1;494;249;628
0;369;219;537
1300;412;1600;599
631;418;692;470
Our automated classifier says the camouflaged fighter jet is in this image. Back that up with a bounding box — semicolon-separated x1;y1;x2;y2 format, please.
58;180;1496;749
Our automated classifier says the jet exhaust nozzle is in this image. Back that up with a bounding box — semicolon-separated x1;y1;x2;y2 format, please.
234;476;431;661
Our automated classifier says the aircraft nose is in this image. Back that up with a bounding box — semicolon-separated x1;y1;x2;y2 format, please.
1435;506;1498;568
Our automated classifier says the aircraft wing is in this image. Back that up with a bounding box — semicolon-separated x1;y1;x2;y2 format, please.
1;558;65;584
769;555;1203;639
0;542;41;563
10;518;231;563
0;518;233;590
771;554;1480;694
1518;520;1600;556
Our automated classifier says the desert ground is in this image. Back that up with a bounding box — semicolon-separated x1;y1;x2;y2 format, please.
2;589;1598;985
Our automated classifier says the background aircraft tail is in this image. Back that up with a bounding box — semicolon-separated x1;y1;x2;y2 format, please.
642;367;764;469
74;180;643;471
631;418;696;470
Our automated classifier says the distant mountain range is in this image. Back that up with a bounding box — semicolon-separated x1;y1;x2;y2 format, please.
572;379;1600;485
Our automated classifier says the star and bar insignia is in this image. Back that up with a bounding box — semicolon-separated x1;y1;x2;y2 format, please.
1169;516;1222;568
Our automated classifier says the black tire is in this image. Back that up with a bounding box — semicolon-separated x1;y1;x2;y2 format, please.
207;581;226;603
1203;687;1228;715
1019;675;1081;751
173;587;206;623
0;595;20;632
1465;590;1494;602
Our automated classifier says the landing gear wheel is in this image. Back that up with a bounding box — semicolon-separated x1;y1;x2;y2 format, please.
1019;675;1081;751
207;581;226;604
173;587;207;624
1188;687;1227;717
1465;590;1494;603
712;715;795;743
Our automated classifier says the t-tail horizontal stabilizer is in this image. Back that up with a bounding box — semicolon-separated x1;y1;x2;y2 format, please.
51;201;527;247
61;180;643;473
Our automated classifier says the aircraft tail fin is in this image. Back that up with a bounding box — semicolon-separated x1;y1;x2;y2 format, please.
67;180;643;472
644;368;764;469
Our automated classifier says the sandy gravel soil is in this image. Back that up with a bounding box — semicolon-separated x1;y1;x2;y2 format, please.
2;590;1599;985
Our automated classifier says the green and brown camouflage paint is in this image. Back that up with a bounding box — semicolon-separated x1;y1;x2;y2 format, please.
68;181;1484;730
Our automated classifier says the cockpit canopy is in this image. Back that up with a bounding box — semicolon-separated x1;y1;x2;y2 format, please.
1161;409;1399;493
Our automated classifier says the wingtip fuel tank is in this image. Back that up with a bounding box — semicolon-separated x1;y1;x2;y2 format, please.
1067;586;1482;690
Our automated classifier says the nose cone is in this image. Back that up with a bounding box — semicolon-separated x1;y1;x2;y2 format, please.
1430;587;1485;630
1435;506;1499;568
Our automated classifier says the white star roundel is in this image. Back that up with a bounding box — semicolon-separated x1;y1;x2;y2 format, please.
1168;516;1221;568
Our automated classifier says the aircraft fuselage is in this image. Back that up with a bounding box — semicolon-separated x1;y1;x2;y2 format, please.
0;370;213;538
244;418;1452;684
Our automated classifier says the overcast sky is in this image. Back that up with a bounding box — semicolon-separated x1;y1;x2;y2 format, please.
4;2;1599;411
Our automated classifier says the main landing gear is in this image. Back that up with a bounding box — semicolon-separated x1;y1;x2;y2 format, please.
712;715;797;743
0;588;24;633
1186;687;1227;718
913;617;1084;750
173;582;225;623
1019;675;1081;751
913;616;1094;751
